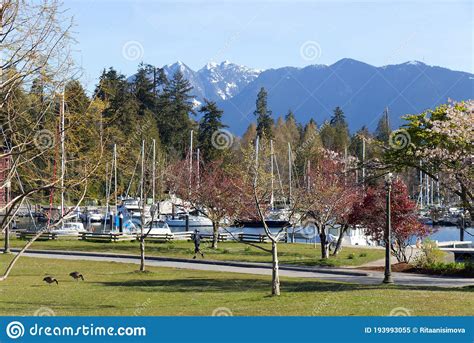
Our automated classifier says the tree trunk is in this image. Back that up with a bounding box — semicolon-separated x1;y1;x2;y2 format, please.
319;225;328;259
212;221;218;249
332;224;348;256
271;240;280;296
4;225;10;253
139;237;145;272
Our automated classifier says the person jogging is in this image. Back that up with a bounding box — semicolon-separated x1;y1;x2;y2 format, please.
193;229;205;259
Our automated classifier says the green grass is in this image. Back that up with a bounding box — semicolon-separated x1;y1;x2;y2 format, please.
6;237;384;267
0;255;472;316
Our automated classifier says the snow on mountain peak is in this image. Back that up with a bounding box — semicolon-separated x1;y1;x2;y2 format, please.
197;61;263;100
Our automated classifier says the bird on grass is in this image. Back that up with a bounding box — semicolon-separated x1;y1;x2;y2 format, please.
69;271;84;281
43;276;58;285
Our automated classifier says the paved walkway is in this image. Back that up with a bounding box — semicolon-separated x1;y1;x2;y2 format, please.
9;248;474;288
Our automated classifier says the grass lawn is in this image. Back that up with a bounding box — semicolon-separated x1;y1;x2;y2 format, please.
6;237;384;267
0;255;472;316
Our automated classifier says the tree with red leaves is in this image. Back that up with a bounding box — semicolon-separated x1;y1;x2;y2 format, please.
167;159;246;249
351;178;430;262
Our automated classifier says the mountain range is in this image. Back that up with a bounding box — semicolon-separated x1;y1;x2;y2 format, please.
134;59;474;135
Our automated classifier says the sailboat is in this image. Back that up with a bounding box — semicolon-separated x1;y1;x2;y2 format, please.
50;92;86;237
235;139;290;235
164;131;212;231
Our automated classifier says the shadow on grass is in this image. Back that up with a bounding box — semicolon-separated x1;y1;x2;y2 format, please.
98;278;474;293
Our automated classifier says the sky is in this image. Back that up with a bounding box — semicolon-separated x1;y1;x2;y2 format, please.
65;0;474;91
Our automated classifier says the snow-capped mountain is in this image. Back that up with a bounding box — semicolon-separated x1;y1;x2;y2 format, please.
218;58;474;134
162;61;207;102
198;61;262;101
128;59;473;134
130;61;263;106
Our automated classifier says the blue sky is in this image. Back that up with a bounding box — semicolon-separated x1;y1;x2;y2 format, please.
66;0;473;91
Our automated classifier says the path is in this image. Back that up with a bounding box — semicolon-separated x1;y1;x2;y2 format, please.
8;248;474;288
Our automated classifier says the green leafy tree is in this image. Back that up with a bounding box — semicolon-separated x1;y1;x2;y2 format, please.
385;101;474;218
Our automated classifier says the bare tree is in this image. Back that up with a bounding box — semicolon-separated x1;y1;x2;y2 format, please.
0;0;104;280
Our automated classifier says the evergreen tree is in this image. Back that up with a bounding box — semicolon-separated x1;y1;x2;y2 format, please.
350;125;373;160
158;70;195;156
198;99;227;162
375;108;391;144
330;106;346;126
326;106;350;153
254;87;274;139
285;110;301;147
132;63;156;116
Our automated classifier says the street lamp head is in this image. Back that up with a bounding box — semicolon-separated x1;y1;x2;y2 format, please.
385;172;394;185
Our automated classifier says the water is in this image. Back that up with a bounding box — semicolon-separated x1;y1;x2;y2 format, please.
428;226;474;242
9;217;474;244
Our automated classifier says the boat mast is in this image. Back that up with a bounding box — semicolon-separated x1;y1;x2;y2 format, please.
60;92;65;227
306;160;311;191
113;143;117;213
189;130;193;193
140;140;145;207
362;136;366;188
425;172;430;207
196;147;200;188
254;136;259;188
103;162;109;232
270;139;274;210
152;139;156;205
288;143;292;206
418;161;423;208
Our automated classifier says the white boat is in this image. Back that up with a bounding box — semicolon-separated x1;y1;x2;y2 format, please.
339;225;375;246
144;220;172;235
52;222;87;236
80;209;103;222
165;213;213;229
118;198;151;227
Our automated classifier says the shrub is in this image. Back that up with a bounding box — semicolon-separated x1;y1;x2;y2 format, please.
413;238;444;268
347;253;356;259
359;252;367;257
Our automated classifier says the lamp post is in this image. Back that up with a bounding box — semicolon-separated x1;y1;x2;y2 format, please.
383;172;394;284
459;211;465;242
